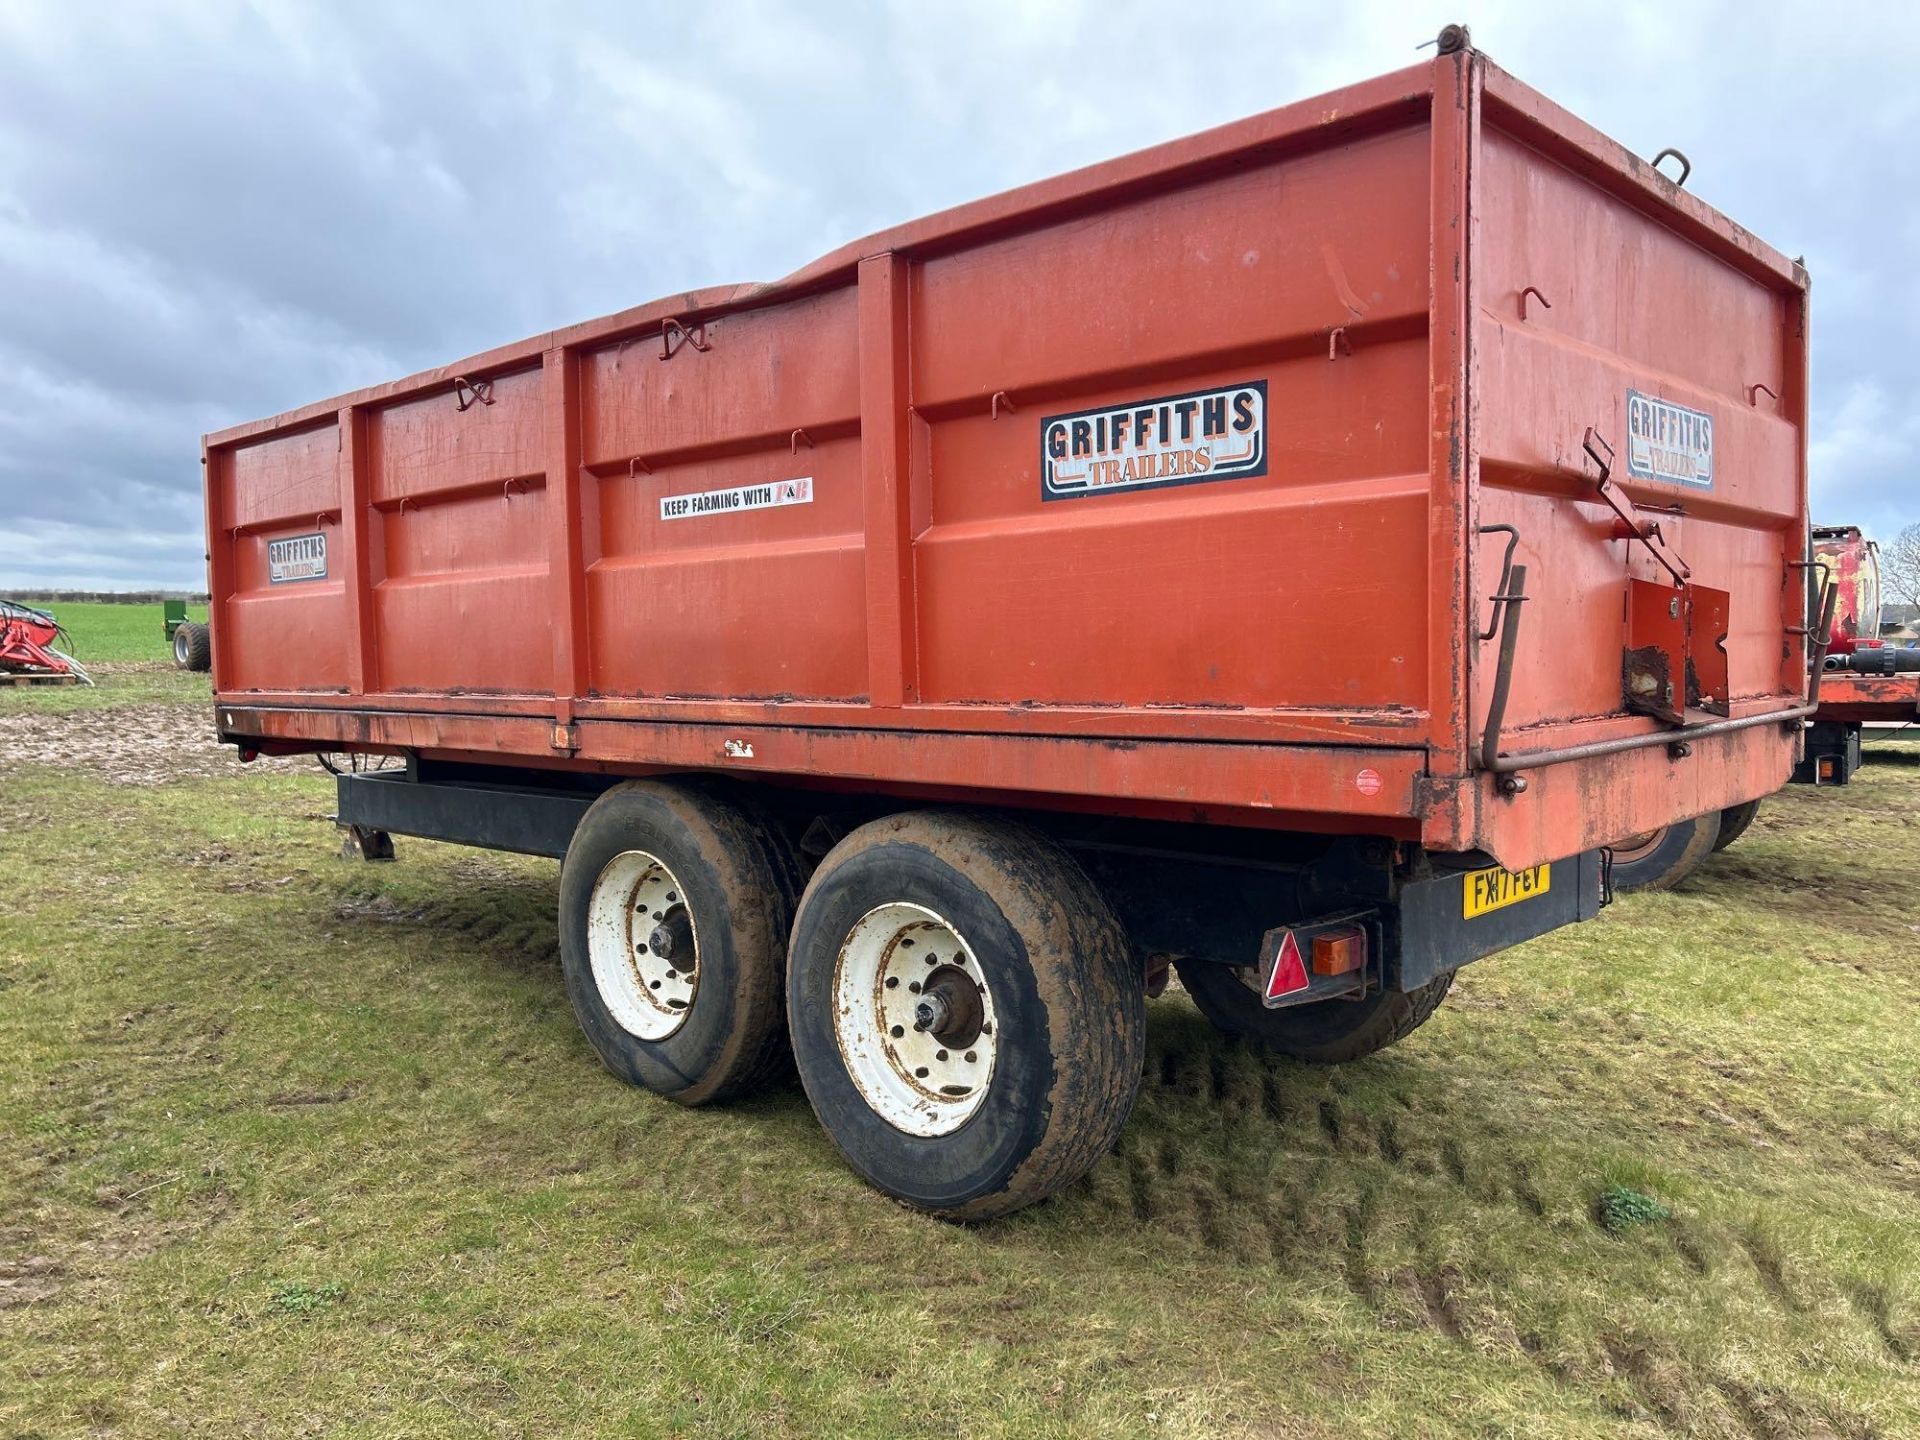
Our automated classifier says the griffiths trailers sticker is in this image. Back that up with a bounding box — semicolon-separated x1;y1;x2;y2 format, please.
1626;391;1714;489
659;476;813;521
267;532;328;584
1041;381;1267;501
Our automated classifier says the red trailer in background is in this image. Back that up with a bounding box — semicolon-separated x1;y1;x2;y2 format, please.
200;31;1815;1217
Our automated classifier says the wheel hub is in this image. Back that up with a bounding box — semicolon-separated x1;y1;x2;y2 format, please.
647;906;695;970
585;850;699;1041
832;903;999;1137
913;966;984;1046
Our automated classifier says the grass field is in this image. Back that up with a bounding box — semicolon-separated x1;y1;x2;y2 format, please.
3;610;1918;1437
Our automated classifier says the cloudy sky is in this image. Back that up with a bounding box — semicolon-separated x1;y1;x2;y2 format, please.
1;0;1914;591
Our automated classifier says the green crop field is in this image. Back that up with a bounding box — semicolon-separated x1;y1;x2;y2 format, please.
31;601;201;664
3;670;1917;1437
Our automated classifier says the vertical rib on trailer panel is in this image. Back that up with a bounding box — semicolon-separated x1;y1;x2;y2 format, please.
1425;46;1476;847
337;405;374;694
545;347;589;719
858;253;918;709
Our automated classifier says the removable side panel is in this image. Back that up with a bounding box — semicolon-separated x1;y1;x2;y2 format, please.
577;288;861;466
1471;119;1804;736
366;367;553;695
369;367;544;503
586;441;867;701
579;291;866;702
219;422;348;693
916;350;1433;711
911;125;1435;716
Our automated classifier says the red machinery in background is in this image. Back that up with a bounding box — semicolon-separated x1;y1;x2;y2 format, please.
0;600;92;685
1801;525;1919;784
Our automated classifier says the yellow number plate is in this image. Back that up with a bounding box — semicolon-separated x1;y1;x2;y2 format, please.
1462;862;1551;918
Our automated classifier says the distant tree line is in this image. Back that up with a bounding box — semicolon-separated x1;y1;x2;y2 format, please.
1;590;210;605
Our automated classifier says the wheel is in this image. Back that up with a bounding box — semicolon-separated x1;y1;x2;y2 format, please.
173;621;210;672
1176;960;1454;1063
558;780;799;1106
786;810;1143;1220
1607;811;1720;892
1712;799;1763;852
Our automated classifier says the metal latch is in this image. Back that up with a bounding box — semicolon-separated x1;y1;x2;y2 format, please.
1584;428;1729;724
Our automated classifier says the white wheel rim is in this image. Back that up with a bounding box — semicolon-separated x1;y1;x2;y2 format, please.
832;902;998;1137
586;850;699;1041
173;629;190;663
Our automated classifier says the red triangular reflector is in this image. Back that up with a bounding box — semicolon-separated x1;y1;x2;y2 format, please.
1265;930;1309;1001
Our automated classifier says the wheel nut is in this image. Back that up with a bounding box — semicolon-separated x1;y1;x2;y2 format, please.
964;1050;977;1063
890;1024;904;1038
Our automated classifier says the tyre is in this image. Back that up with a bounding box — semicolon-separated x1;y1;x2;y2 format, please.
174;621;211;672
786;810;1143;1220
1608;811;1720;892
1712;798;1763;853
1176;959;1454;1063
558;780;799;1107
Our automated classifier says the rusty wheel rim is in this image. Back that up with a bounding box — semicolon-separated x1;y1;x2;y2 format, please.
1610;828;1669;864
586;850;698;1041
832;902;998;1137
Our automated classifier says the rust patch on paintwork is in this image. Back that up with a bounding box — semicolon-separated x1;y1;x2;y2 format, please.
1622;645;1673;712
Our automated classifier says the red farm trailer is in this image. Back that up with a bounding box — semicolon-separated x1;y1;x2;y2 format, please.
202;30;1815;1218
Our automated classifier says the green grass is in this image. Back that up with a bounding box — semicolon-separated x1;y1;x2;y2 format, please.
1;601;209;713
14;600;196;665
2;745;1918;1437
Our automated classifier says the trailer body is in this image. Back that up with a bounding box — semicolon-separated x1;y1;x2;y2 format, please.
199;41;1814;1216
204;46;1810;875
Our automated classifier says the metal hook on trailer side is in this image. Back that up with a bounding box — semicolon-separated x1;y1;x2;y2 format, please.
1651;147;1691;187
1419;23;1471;53
453;376;494;411
660;318;711;361
1479;563;1530;788
1799;580;1839;713
1474;524;1522;642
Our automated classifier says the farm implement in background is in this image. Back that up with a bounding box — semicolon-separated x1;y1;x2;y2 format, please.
0;600;92;687
164;599;212;672
1795;524;1919;786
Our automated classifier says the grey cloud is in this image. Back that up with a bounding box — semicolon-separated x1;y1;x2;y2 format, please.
0;0;1915;591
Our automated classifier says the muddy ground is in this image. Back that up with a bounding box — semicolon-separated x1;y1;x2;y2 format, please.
0;698;310;786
